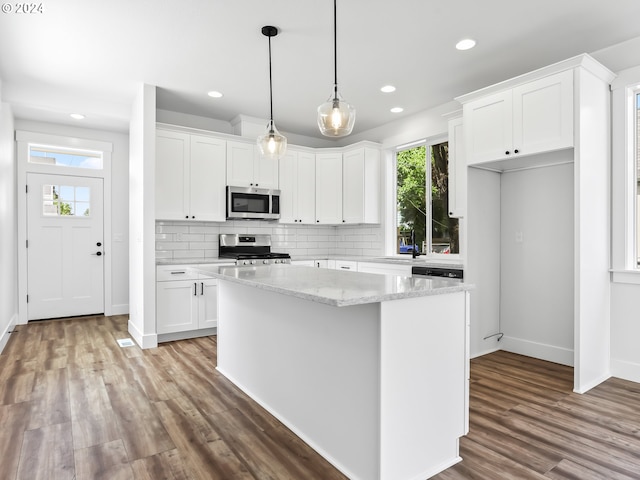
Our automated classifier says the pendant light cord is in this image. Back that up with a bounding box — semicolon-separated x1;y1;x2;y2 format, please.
268;34;274;125
333;0;338;100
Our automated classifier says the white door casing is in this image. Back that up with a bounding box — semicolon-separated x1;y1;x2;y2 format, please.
26;173;104;320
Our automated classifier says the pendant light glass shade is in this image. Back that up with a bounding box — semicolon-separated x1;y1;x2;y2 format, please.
257;25;287;159
317;88;356;137
257;119;287;160
317;0;355;137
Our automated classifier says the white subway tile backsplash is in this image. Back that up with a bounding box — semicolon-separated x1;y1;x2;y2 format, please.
177;233;205;242
155;221;384;261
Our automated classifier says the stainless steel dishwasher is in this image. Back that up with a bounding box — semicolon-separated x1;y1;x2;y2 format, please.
411;266;464;279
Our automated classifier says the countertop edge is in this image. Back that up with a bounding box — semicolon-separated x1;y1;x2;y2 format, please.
192;265;473;307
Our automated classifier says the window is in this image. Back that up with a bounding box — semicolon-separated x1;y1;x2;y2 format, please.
42;184;91;217
395;140;459;256
29;145;103;170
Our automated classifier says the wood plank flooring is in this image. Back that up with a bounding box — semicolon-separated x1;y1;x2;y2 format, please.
1;315;640;479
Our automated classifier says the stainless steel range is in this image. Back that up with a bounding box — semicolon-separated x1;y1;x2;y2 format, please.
219;234;291;266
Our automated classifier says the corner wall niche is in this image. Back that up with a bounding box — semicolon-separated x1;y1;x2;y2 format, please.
457;54;615;393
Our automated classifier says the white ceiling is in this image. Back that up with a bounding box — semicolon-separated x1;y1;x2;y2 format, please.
2;0;640;140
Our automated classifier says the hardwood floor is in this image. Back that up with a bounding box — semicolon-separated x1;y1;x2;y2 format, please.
1;315;640;479
433;350;640;480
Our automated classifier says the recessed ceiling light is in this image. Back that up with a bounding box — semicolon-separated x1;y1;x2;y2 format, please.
390;107;404;113
207;91;223;98
380;85;396;93
456;38;476;51
70;113;85;120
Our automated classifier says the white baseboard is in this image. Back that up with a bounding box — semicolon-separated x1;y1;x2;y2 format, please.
158;328;216;343
500;335;574;367
611;358;640;384
109;304;129;316
574;371;611;394
0;313;18;354
127;319;157;349
470;346;501;359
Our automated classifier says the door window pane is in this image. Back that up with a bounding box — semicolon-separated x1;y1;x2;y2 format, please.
43;185;91;217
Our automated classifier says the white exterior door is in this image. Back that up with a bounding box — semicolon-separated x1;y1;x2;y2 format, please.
26;173;104;320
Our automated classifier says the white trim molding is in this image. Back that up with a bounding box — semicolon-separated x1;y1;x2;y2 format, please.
611;66;640;273
15;130;113;323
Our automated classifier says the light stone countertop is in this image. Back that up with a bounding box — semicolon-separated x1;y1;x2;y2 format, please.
193;264;472;307
157;255;463;270
156;258;236;266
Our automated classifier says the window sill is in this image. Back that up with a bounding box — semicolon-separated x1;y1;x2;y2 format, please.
611;270;640;285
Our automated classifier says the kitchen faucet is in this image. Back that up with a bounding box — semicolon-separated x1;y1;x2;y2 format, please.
411;230;419;258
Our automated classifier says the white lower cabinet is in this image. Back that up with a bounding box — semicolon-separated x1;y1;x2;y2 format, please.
156;265;226;337
291;259;332;268
334;260;357;271
356;262;412;276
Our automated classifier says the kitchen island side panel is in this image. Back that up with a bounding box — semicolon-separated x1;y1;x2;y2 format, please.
217;280;381;480
379;291;467;480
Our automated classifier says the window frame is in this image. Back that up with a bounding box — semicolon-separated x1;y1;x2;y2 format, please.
388;135;462;262
611;67;640;283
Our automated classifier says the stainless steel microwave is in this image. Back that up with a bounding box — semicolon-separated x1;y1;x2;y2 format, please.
226;186;280;220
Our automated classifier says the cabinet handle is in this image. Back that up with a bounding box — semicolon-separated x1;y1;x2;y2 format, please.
505;150;510;155
514;149;519;154
193;283;197;296
192;216;195;219
185;215;189;219
201;282;204;295
170;271;186;275
316;220;319;223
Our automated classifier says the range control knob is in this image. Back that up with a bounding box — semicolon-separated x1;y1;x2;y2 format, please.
263;259;269;264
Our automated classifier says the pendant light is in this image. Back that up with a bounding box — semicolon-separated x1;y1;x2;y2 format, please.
317;0;355;137
257;25;287;159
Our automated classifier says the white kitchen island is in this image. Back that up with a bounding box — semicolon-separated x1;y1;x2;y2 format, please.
194;264;472;480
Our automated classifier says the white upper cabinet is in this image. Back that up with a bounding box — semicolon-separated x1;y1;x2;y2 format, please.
156;130;226;221
342;146;380;224
447;116;466;218
156;130;189;220
189;135;226;221
226;140;278;189
315;153;343;224
464;70;574;166
279;149;316;224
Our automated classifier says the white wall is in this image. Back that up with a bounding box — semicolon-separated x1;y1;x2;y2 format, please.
0;99;17;353
466;168;501;358
500;161;575;366
14;119;130;315
129;84;157;348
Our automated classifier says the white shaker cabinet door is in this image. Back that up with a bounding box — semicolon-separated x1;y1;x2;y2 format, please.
464;90;513;165
190;135;226;221
512;69;574;157
198;277;219;329
315;153;343;224
156;280;198;334
226;141;255;187
296;151;316;224
448;116;466;218
156;130;190;220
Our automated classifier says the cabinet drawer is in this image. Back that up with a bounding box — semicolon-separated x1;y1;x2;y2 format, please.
334;260;357;271
157;265;197;282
